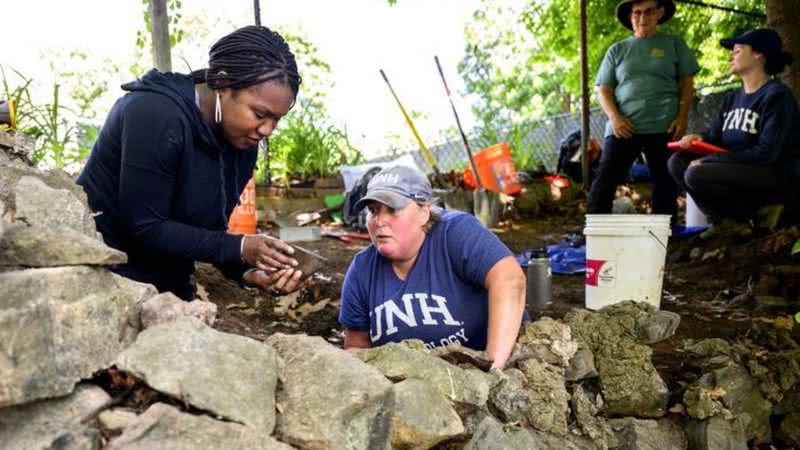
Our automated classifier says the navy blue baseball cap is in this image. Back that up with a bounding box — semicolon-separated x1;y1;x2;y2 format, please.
356;165;432;210
721;28;783;55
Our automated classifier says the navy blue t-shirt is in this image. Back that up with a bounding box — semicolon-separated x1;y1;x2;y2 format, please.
339;211;513;351
702;79;800;175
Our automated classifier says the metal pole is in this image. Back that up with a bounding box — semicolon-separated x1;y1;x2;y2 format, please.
149;0;172;72
254;0;262;26
579;0;590;190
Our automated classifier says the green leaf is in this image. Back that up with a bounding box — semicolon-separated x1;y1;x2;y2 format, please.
792;238;800;255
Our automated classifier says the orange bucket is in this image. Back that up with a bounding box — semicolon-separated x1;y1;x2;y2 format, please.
228;177;257;234
463;143;521;195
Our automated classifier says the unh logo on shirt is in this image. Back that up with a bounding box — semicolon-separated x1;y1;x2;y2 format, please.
370;293;460;342
722;108;759;134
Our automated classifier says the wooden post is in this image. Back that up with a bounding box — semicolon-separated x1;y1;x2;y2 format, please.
766;0;800;100
579;0;591;189
149;0;172;72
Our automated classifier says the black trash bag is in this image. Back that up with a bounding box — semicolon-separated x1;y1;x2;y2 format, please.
342;166;383;231
556;129;600;183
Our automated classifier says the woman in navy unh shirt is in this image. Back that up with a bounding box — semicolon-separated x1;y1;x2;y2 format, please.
338;166;526;369
668;28;799;233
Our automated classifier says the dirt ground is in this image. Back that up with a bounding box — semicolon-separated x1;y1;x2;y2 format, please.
196;189;800;390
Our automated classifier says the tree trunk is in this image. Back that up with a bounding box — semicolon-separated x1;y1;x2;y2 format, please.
766;0;800;99
149;0;172;72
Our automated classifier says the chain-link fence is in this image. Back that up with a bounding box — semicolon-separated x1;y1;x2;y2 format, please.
366;109;606;174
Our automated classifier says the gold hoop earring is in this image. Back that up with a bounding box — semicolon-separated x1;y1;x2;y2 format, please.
215;91;222;124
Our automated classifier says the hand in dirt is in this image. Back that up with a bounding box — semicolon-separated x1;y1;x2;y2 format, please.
241;234;298;272
243;268;305;295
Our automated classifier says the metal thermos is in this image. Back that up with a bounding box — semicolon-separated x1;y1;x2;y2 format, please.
526;248;552;312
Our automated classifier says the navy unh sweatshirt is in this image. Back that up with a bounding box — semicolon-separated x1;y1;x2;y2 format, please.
702;79;800;176
77;70;256;300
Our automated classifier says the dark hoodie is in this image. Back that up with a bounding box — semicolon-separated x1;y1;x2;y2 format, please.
77;70;256;300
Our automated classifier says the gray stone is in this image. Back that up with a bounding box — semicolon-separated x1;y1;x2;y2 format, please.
709;363;773;442
572;385;617;450
116;317;277;431
488;368;530;424
0;130;35;166
689;248;702;260
0;267;154;407
778;413;800;448
612;197;636;214
608;418;687;450
12;174;99;237
635;310;680;345
518;359;569;435
686;416;748;450
0;223;126;267
685;338;733;358
359;342;494;408
106;403;294;450
566;348;598;381
463;416;540;450
0;384;109;450
139;292;217;328
268;333;393;450
513;317;578;367
390;379;464;450
98;408;139;433
595;340;669;418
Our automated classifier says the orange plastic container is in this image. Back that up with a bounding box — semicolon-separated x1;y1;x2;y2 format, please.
463;143;522;195
228;177;257;234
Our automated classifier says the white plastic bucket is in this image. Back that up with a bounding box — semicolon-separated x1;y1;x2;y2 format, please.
685;194;709;227
584;214;671;310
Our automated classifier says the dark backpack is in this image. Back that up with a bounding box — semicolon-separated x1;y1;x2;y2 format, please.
342;166;383;231
556;129;600;182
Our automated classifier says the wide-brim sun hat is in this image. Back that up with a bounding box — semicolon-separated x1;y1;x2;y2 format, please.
616;0;676;30
355;165;433;211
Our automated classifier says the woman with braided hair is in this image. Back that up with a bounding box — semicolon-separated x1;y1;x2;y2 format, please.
78;25;305;300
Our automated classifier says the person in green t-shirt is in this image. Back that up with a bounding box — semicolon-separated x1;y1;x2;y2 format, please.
587;0;700;222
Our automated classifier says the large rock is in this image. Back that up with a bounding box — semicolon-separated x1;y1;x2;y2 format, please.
116;317;277;431
513;317;578;367
0;384;109;450
700;363;773;442
268;333;394;450
0;223;126;267
572;385;617;450
359;341;494;408
488;369;530;424
565;347;598;381
139;292;217;328
0;267;155;407
106;403;294;450
595;340;669;418
464;416;541;450
609;417;687;450
464;416;591;450
686;416;748;450
390;379;464;450
517;359;570;435
0;169;98;237
635;310;680;345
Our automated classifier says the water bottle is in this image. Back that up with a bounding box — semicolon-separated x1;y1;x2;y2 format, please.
526;248;552;313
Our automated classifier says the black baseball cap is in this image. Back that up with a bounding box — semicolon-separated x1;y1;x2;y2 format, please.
721;28;783;55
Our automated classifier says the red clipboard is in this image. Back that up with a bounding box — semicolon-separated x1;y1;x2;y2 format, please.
667;140;728;155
